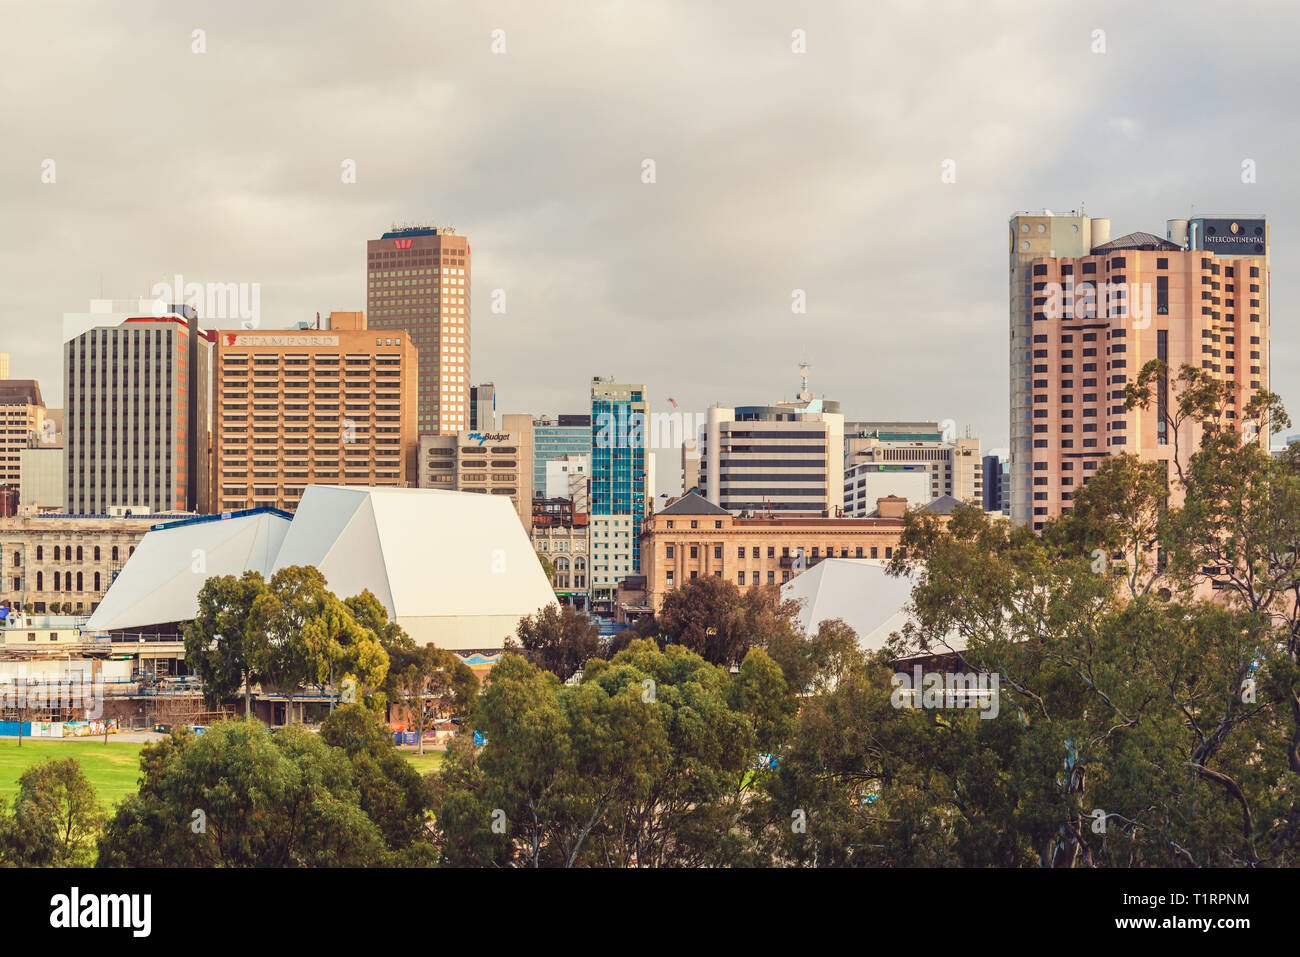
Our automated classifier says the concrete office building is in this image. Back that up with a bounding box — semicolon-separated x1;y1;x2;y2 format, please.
590;379;649;613
844;422;982;504
469;383;497;431
842;462;931;517
418;413;534;531
700;368;844;517
533;414;592;496
1009;210;1269;529
366;225;470;435
211;312;418;513
0;380;47;501
64;312;211;515
0;353;9;379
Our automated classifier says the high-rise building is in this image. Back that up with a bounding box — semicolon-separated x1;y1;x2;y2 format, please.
469;383;497;431
844;422;982;503
418;413;534;531
64;312;211;515
0;380;46;501
210;311;418;512
0;353;10;379
700;367;844;517
1009;211;1269;529
532;414;592;496
365;225;470;435
589;378;648;613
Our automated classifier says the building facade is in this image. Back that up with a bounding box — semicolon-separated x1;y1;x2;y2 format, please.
844;423;982;504
0;380;47;502
365;226;470;435
532;414;592;496
418;413;534;530
1009;211;1269;529
0;511;188;614
64;314;211;515
641;492;909;612
532;519;590;611
469;383;497;431
590;379;648;613
701;383;845;517
211;313;418;512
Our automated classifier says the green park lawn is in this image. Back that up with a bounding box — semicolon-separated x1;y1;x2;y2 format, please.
0;737;446;809
0;739;145;808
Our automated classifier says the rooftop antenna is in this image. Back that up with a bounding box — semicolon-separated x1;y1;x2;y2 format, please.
798;361;811;402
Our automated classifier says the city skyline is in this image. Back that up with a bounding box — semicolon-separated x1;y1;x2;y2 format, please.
5;2;1298;470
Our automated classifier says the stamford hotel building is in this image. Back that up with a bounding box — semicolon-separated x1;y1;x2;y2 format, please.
1009;211;1269;529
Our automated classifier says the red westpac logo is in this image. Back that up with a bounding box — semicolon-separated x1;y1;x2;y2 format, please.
394;239;413;249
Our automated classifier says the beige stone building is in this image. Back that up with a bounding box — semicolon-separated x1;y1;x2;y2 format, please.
211;312;418;512
419;413;534;531
532;520;590;610
641;491;931;612
0;511;189;614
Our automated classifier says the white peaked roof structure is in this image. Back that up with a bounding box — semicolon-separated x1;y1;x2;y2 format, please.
86;487;558;651
271;486;557;649
780;558;966;655
86;508;292;633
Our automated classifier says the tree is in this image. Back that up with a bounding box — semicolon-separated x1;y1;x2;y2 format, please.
387;644;476;755
507;603;601;681
183;571;268;716
434;640;787;867
250;566;332;724
320;705;438;859
536;551;555;582
97;722;391;867
3;758;105;866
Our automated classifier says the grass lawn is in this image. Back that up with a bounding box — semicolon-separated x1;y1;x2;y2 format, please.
0;739;145;808
401;749;446;774
0;738;443;810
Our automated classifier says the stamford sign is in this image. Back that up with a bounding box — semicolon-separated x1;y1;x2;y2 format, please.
1192;218;1266;254
224;334;338;347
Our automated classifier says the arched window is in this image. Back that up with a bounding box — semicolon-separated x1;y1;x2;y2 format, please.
54;546;61;561
35;546;42;560
129;546;135;557
54;571;61;590
94;572;101;591
36;572;43;590
76;572;83;591
11;552;18;567
76;546;83;561
94;546;101;562
112;546;119;561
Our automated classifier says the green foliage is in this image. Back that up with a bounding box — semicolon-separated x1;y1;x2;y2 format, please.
97;719;435;867
507;603;601;681
0;757;105;866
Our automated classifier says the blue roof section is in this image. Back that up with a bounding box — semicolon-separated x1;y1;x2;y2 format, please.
150;507;293;532
380;227;439;239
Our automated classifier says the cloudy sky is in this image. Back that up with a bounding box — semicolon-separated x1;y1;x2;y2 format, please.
3;0;1297;491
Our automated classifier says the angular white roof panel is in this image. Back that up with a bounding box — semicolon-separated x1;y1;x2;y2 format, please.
86;487;558;651
781;558;965;655
85;509;292;633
